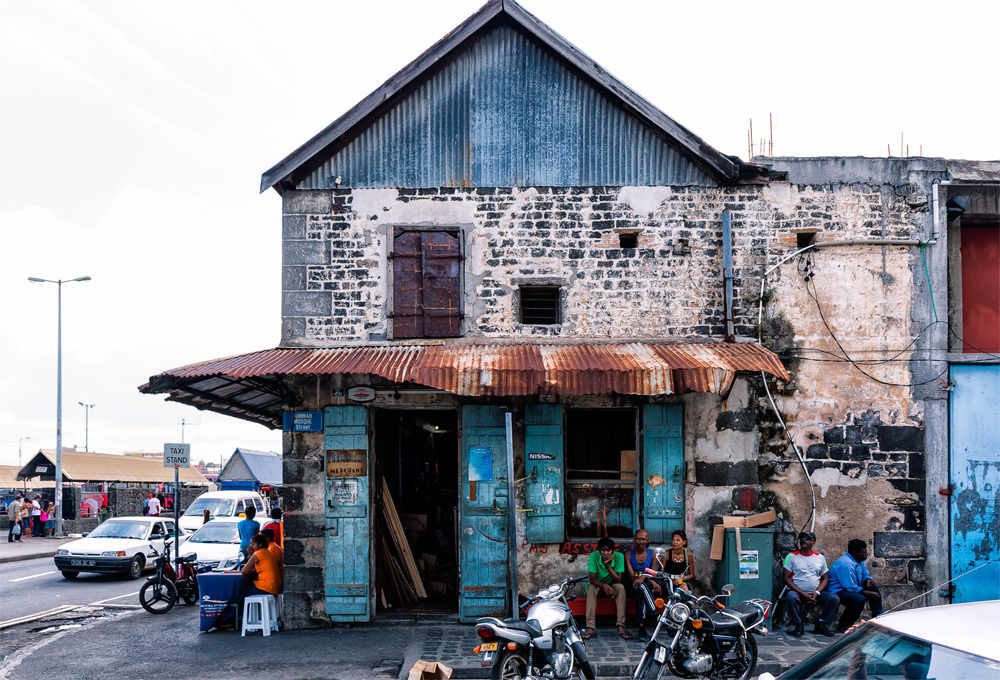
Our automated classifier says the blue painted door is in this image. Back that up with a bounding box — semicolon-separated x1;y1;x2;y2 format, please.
324;405;371;622
949;365;1000;603
525;404;564;544
460;405;509;622
642;404;684;543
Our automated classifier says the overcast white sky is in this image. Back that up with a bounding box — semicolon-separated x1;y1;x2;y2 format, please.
2;0;997;468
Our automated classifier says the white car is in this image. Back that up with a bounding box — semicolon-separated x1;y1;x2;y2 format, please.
54;516;188;580
178;490;269;534
761;599;1000;679
183;517;243;571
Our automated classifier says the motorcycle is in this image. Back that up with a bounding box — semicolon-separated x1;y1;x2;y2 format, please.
139;540;201;614
632;561;770;680
475;575;596;680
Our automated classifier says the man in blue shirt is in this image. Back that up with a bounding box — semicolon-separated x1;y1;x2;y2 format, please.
826;539;883;632
236;505;261;565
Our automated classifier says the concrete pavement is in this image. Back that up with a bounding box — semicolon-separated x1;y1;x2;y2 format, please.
0;536;68;564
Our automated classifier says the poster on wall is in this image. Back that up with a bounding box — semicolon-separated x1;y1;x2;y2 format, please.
468;446;494;481
326;449;367;477
738;550;759;579
330;479;359;504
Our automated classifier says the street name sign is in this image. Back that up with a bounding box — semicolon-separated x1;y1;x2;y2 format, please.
163;443;191;468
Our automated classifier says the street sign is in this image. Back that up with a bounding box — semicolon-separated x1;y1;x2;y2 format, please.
163;443;191;468
282;411;324;432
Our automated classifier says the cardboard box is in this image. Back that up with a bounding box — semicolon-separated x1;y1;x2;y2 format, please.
620;450;637;480
710;510;777;559
421;553;438;569
401;514;428;532
408;661;453;680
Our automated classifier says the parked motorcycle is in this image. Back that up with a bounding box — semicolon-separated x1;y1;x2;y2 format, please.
631;563;770;680
475;575;596;680
139;540;200;614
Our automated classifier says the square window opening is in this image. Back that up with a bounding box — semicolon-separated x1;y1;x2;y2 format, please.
618;232;638;249
520;286;560;325
796;231;817;248
565;409;637;539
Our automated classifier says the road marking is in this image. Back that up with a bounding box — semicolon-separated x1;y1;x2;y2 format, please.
9;570;57;582
89;591;140;605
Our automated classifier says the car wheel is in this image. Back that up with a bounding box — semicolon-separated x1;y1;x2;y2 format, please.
127;555;145;580
61;571;79;579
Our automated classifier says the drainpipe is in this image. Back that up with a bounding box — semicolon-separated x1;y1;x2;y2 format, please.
722;209;735;342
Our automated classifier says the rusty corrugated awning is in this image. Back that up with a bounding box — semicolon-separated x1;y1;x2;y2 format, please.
140;341;788;429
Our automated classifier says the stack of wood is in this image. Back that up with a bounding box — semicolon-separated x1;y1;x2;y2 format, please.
379;478;427;609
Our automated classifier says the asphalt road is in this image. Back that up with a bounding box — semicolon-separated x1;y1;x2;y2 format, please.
0;556;144;623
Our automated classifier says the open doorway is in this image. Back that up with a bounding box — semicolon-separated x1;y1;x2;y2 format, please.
375;409;459;613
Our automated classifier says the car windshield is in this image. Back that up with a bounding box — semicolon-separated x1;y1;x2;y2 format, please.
88;520;148;540
187;522;240;544
183;497;236;519
782;622;1000;679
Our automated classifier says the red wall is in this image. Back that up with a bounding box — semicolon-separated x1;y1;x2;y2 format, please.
961;226;1000;353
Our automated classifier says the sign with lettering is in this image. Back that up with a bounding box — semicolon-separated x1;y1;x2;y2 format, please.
330;479;360;503
468;446;493;481
326;449;367;478
163;443;191;468
347;386;376;402
282;411;323;432
528;452;556;460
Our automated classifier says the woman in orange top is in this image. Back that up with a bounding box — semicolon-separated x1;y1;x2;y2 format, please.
241;534;282;596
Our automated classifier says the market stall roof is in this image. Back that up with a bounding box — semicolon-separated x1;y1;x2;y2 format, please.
16;449;210;485
0;465;55;490
139;340;788;430
218;448;282;487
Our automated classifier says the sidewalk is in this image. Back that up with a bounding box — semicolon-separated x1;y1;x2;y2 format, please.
0;536;70;564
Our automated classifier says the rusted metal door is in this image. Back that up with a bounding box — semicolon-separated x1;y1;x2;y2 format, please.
960;225;1000;353
324;405;371;622
392;231;461;339
949;365;1000;602
524;404;564;543
642;404;684;543
459;405;509;622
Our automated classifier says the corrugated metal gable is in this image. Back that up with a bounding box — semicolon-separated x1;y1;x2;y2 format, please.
298;25;715;190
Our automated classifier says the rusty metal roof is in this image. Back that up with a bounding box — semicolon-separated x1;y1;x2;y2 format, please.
140;341;788;429
17;450;210;485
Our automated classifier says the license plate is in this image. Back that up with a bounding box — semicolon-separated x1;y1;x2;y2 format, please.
482;651;496;664
70;559;96;567
481;643;499;652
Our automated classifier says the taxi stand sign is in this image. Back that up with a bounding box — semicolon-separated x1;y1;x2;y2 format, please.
163;443;191;468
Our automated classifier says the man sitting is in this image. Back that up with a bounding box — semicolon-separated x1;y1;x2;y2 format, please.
782;531;838;637
827;538;883;632
583;537;631;640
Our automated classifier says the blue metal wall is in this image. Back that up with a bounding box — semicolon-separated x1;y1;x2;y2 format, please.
299;25;715;190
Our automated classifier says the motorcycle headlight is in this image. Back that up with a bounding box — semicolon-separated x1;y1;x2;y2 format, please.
102;551;126;557
668;603;691;623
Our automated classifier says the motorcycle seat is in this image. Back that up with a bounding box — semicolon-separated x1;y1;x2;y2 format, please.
709;602;762;634
501;619;544;637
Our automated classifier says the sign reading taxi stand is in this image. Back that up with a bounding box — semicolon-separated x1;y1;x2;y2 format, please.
163;443;191;468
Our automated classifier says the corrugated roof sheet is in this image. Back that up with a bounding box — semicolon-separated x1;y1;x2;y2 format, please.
0;465;55;489
17;450;210;485
219;448;282;487
140;341;788;429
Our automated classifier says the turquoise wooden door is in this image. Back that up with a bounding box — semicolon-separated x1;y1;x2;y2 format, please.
525;404;565;544
459;405;509;622
949;365;1000;602
324;405;371;622
642;404;684;543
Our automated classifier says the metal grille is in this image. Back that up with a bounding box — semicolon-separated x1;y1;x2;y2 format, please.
519;286;560;325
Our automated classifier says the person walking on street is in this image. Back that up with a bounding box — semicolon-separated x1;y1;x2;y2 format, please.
45;502;56;536
7;494;23;542
782;531;838;637
147;494;161;517
827;538;884;632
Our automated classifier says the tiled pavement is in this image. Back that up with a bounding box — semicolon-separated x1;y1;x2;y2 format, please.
392;614;835;679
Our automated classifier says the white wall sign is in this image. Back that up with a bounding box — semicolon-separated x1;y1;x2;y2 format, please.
163;443;191;468
347;386;376;402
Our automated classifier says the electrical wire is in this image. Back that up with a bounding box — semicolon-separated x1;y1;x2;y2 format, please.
761;370;815;534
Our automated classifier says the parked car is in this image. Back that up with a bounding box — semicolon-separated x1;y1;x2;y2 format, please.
54;516;188;580
760;600;1000;680
178;490;268;534
183;517;242;572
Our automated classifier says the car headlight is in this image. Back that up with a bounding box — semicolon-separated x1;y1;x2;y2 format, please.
57;549;69;555
102;551;126;557
668;603;691;623
219;556;239;570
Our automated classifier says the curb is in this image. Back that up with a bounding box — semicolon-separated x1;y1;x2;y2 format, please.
0;551;55;565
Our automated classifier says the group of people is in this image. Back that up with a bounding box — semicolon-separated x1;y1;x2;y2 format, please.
6;493;55;541
579;527;883;642
582;528;695;641
236;505;285;598
141;493;172;516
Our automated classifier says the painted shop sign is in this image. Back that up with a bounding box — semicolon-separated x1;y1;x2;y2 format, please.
326;449;367;477
528;452;556;460
347;386;376;402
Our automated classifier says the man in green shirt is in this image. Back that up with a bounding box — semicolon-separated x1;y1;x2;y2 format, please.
583;537;631;639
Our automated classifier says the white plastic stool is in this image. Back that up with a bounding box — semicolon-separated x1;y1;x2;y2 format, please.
241;594;279;636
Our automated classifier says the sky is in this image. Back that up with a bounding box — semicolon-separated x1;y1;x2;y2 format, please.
2;0;997;468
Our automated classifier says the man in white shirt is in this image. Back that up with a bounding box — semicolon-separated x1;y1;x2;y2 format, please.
782;531;838;637
147;494;161;517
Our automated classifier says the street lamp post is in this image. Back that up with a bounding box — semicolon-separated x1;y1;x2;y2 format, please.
18;436;30;467
28;275;91;536
79;402;95;451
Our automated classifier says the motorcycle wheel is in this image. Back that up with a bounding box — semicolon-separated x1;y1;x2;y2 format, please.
181;582;199;606
637;659;664;679
490;648;528;680
719;634;758;680
139;579;178;614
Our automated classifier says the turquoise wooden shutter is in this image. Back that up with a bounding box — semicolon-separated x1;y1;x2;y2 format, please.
324;405;371;622
459;405;509;622
524;404;564;544
642;404;684;543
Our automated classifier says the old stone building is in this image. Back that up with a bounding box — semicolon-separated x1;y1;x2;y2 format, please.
142;0;999;629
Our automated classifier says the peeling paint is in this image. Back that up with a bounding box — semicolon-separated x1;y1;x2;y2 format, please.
618;186;672;215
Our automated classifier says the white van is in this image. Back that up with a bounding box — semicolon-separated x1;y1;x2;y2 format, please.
179;490;270;533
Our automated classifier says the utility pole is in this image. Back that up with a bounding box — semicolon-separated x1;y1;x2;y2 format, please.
19;436;30;467
79;402;95;451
